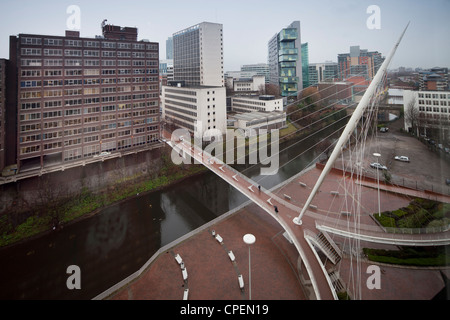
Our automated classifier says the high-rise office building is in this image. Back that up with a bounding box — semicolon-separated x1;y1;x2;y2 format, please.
268;21;303;97
308;62;339;86
172;22;224;87
162;22;226;138
337;46;384;80
166;37;173;60
9;25;160;170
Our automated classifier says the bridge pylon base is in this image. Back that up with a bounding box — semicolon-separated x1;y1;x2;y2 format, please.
293;217;303;226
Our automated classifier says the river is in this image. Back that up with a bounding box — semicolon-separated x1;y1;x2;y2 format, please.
0;121;345;299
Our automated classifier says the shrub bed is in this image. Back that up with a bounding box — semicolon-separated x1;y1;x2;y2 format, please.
374;198;449;230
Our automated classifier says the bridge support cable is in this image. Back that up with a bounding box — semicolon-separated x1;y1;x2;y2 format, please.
192;60;387;178
293;23;410;226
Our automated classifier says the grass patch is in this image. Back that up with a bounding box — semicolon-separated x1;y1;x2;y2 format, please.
374;212;396;228
279;120;298;138
1;215;52;246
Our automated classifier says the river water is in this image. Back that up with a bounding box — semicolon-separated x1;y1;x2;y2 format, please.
0;122;344;299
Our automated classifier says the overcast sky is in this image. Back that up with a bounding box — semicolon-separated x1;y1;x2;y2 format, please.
0;0;449;71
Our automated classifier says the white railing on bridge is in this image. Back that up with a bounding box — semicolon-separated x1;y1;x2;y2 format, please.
209;155;303;215
315;220;450;246
382;225;450;234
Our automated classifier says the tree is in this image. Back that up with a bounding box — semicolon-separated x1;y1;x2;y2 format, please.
404;97;419;136
258;84;266;95
286;101;304;123
297;86;322;108
35;176;70;229
265;84;280;97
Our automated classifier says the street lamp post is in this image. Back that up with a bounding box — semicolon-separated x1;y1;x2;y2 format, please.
243;234;256;300
373;152;381;217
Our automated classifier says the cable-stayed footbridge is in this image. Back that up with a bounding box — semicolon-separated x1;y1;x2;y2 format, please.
163;24;450;300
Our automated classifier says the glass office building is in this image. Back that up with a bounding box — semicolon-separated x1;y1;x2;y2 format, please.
268;21;303;97
301;42;309;89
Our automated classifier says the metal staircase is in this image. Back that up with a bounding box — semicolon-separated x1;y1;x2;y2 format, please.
328;270;344;293
304;230;342;265
316;231;342;265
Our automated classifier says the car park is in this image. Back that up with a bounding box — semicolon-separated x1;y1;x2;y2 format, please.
370;162;388;170
394;156;410;162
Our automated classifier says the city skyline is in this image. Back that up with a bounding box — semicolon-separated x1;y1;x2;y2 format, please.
0;0;449;71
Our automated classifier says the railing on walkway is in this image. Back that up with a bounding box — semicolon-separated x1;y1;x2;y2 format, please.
383;225;450;234
315;219;450;246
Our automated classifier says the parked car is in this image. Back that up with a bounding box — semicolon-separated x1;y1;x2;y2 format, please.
394;156;410;162
370;162;388;170
380;127;389;133
94;151;111;157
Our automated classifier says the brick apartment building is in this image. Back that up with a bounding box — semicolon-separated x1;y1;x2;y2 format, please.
338;46;384;81
7;25;160;171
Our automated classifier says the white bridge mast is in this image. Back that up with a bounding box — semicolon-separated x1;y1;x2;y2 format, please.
293;23;410;226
